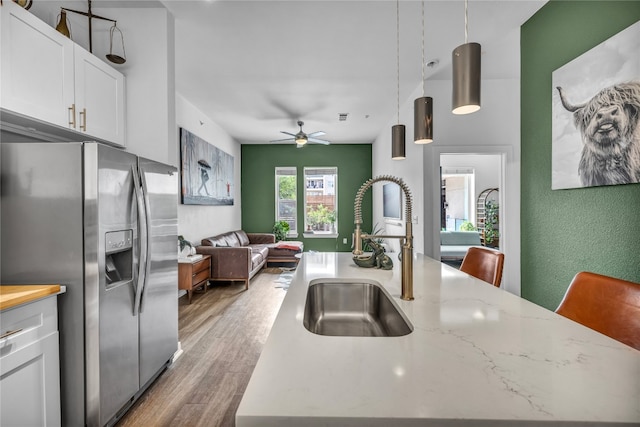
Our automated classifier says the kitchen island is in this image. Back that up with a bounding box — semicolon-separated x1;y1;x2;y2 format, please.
236;252;640;426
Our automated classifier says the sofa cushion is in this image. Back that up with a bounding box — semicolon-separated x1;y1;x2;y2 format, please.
440;231;481;246
268;241;303;259
251;251;264;269
250;244;270;260
202;234;227;247
235;230;251;246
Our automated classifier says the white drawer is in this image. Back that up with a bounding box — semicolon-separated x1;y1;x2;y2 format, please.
0;296;58;357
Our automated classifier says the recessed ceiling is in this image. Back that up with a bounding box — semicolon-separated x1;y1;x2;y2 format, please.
160;1;546;144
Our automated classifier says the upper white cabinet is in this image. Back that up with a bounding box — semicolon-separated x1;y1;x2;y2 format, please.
0;2;126;147
74;46;126;146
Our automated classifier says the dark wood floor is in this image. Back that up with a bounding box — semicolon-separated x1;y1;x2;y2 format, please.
116;270;287;427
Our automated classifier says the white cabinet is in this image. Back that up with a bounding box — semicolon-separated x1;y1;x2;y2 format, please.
73;46;126;146
0;1;75;129
0;2;126;147
0;295;61;427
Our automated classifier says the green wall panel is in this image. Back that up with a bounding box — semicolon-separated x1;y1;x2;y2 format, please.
241;144;372;252
521;1;640;310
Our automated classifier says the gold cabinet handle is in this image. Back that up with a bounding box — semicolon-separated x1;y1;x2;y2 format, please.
0;328;23;340
79;108;87;131
68;104;76;128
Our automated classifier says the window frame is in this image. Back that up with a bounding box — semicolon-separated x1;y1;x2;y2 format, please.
275;167;298;237
303;166;338;238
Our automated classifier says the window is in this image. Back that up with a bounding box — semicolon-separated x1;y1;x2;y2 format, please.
441;167;475;231
304;167;337;236
275;167;297;236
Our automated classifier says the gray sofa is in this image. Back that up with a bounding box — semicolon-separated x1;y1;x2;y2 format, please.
440;231;481;261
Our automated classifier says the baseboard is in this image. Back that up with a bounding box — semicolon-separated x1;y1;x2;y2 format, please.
172;341;184;363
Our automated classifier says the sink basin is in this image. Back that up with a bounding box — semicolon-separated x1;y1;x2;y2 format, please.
303;279;413;337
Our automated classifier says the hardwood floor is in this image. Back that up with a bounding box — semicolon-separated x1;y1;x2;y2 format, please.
116;270;287;427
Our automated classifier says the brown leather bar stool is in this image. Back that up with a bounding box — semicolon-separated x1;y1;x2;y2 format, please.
556;271;640;351
459;246;505;287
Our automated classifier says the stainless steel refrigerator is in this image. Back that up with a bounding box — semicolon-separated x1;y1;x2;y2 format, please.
1;141;179;427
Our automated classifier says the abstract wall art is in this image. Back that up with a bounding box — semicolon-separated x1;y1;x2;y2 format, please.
180;128;234;205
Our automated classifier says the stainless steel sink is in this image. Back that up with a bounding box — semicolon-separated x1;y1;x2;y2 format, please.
303;279;413;337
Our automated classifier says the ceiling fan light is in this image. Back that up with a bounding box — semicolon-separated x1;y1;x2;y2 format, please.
295;133;307;145
452;42;481;115
392;124;406;160
414;96;433;144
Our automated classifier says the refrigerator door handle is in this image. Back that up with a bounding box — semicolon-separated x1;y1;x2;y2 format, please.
133;164;148;316
138;166;153;314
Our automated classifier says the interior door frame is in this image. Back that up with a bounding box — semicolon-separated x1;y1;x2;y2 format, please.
430;145;517;294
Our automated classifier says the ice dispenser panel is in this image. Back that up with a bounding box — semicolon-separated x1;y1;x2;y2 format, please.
105;230;133;287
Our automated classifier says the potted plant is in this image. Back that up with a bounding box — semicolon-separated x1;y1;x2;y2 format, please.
272;220;290;242
178;235;194;257
484;201;499;247
459;221;476;231
362;223;385;252
328;210;336;233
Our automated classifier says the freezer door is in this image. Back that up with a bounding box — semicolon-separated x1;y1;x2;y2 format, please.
85;143;140;427
137;157;179;388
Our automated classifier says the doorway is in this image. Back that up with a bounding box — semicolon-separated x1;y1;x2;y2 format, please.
437;153;504;269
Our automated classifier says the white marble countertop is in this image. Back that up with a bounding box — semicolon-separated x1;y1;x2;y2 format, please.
236;253;640;426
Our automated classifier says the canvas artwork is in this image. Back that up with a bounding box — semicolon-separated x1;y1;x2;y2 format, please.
180;128;234;205
551;21;640;190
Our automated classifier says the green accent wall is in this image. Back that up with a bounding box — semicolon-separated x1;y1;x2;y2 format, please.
521;1;640;310
241;144;372;252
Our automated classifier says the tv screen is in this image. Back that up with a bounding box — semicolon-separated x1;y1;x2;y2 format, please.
382;183;402;220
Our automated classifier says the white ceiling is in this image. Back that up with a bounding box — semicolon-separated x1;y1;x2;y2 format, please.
158;0;546;145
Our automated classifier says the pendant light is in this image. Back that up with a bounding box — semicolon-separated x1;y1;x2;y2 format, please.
452;0;481;115
414;0;433;144
392;0;406;160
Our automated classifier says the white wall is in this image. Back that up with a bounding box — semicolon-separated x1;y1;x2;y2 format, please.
176;94;242;246
371;85;425;256
373;77;522;295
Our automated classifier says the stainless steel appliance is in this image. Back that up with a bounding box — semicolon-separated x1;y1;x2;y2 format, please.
1;141;179;427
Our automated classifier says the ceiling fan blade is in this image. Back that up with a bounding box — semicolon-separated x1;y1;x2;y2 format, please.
270;137;295;143
308;137;330;145
280;131;297;137
307;131;326;138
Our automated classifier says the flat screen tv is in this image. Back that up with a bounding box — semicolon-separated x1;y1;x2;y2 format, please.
382;183;402;221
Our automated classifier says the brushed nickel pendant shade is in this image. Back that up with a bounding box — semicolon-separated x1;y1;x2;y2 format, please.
451;0;481;115
414;96;433;144
392;124;406;160
452;42;481;114
414;0;433;144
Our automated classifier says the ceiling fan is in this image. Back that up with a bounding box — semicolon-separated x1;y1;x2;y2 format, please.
270;121;330;148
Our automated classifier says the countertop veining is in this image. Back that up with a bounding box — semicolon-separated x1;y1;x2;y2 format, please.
236;252;640;426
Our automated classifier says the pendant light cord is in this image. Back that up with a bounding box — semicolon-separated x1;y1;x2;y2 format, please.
421;0;425;97
396;0;400;125
464;0;468;44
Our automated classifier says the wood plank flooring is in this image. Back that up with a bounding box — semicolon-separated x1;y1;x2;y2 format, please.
116;270;287;427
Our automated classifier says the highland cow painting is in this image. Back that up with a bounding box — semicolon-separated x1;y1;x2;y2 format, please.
180;128;234;205
552;21;640;190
